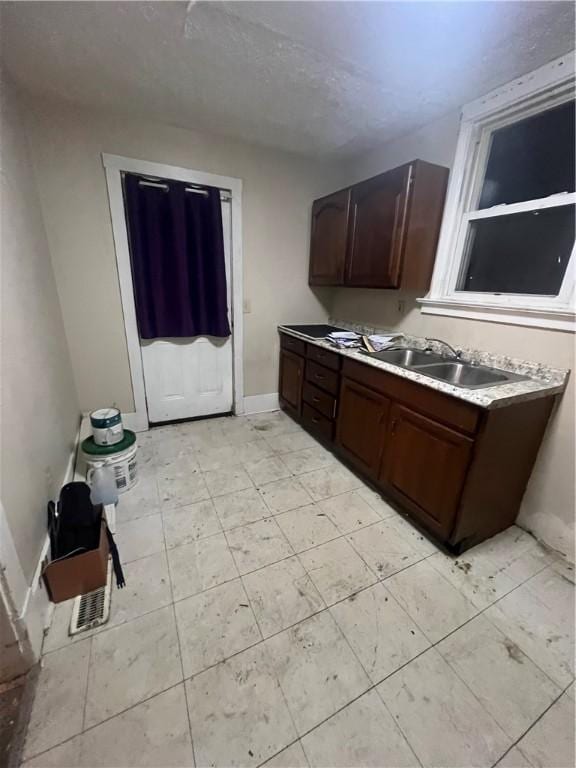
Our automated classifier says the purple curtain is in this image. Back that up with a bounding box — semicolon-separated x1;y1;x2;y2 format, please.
123;173;231;339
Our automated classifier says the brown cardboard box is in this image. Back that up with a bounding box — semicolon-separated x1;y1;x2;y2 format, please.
42;520;109;603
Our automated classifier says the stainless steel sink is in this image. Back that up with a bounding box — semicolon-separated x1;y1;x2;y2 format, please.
361;347;447;367
416;362;527;389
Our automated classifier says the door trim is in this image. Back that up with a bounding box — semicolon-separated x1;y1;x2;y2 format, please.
102;153;244;431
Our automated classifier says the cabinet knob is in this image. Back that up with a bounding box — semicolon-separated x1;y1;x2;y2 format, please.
312;396;320;403
390;418;398;435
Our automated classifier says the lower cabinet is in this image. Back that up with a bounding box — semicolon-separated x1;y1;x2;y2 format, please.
379;403;473;539
336;378;390;478
278;349;303;418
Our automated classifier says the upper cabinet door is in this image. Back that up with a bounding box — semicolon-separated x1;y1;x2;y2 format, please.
346;165;412;288
309;189;351;286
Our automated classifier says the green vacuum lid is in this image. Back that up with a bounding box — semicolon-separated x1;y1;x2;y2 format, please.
81;429;137;456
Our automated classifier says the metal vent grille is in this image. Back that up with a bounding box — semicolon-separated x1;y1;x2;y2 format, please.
69;567;112;636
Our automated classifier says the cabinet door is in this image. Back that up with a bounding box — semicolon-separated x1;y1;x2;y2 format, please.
279;349;304;418
309;189;350;286
346;165;412;288
336;378;390;477
380;404;473;538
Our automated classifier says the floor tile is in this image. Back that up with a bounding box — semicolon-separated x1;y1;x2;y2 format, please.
154;434;199;468
233;438;275;464
515;689;575;768
186;644;297;768
427;549;518;610
316;490;381;534
22;736;83;768
330;583;430;683
386;559;478;643
162;498;222;549
244;456;292;486
485;567;574;687
80;685;193;767
23;640;90;759
42;599;93;654
84;606;182;728
276;504;340;552
218;417;259;445
549;554;575;584
265;431;317;454
115;475;160;523
299;537;376;605
249;412;301;439
347;520;426;579
226;517;294;575
213;486;271;530
495;746;534;767
157;462;210;509
384;514;438;556
267;612;370;735
204;465;254;497
302;689;418;768
168;532;238;601
465;527;554;587
116;514;165;563
355;486;398;519
378;648;510;767
259;478;313;515
197;443;248;471
263;741;309;767
298;465;363;502
105;551;172;628
243;556;325;637
438;614;561;741
281;445;336;476
175;578;260;677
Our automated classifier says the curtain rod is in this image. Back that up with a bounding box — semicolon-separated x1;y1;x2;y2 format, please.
132;176;231;201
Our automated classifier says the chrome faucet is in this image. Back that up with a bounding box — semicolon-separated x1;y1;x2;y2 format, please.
424;337;462;359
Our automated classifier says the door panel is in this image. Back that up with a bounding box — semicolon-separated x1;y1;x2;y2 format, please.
346;166;411;287
279;349;304;417
336;378;390;477
380;404;473;537
141;199;233;423
309;189;350;285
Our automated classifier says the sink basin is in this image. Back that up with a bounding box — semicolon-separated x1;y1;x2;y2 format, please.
417;362;526;389
362;347;447;367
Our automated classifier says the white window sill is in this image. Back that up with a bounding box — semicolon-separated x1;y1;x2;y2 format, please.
418;297;575;333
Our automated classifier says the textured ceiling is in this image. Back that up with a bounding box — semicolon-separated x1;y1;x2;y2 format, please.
1;1;574;158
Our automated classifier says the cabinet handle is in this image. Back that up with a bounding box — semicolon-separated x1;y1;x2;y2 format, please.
312;396;320;403
390;418;398;435
315;373;325;380
312;417;320;424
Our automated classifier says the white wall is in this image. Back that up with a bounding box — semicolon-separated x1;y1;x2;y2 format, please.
1;76;80;584
333;110;575;560
22;96;339;413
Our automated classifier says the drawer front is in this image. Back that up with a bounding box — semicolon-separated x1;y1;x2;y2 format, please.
280;332;306;356
306;344;341;371
306;360;339;396
301;403;334;442
303;381;336;420
342;358;480;435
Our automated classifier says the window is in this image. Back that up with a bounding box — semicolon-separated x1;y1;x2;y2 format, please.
422;54;576;331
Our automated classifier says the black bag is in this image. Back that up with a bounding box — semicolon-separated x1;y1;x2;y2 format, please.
48;482;125;588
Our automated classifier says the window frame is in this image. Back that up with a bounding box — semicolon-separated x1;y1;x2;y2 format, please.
421;53;576;332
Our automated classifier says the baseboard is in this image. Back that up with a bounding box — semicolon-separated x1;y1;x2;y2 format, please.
243;393;279;415
18;415;83;660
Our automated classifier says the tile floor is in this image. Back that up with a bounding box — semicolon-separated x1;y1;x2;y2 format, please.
23;411;575;767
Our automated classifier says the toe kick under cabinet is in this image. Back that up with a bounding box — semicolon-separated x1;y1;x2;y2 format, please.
278;331;555;553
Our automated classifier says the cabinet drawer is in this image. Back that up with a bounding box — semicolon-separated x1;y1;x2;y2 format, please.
303;381;336;420
280;333;306;356
306;360;339;396
302;403;334;442
306;344;341;371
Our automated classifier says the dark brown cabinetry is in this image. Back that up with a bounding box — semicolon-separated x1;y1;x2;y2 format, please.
278;330;555;554
278;348;304;418
309;190;350;285
308;160;448;291
336;379;390;478
379;404;473;539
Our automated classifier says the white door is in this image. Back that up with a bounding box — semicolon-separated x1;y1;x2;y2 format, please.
140;199;234;423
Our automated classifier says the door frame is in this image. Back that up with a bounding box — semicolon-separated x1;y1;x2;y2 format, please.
102;153;244;431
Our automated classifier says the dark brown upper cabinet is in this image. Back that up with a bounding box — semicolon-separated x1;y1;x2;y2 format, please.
309;189;350;285
308;160;449;291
